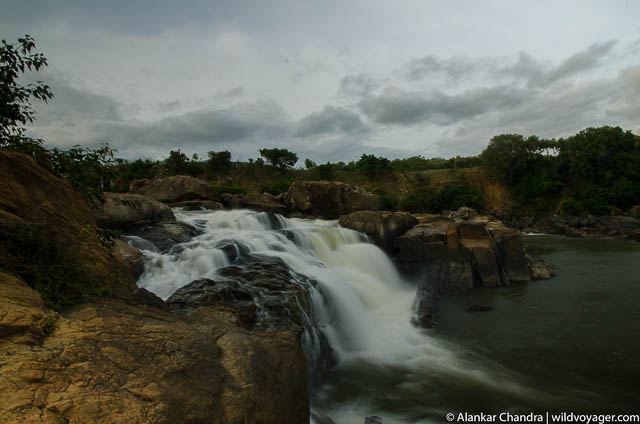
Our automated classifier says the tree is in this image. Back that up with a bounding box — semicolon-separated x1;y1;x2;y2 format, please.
165;150;190;175
259;148;298;170
304;158;316;169
0;35;53;152
356;154;391;179
207;150;231;173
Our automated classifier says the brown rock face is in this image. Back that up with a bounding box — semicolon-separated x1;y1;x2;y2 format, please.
0;271;309;424
393;216;550;327
93;192;175;229
221;192;288;214
0;151;136;298
285;181;380;219
130;175;219;203
338;211;418;248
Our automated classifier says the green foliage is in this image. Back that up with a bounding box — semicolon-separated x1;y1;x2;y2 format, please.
165;149;190;175
559;198;582;216
304;158;317;169
0;35;53;153
49;143;119;206
207;150;232;174
356;154;392;180
373;188;398;211
259;179;292;195
434;181;484;212
0;224;105;311
259;148;298;170
313;162;335;180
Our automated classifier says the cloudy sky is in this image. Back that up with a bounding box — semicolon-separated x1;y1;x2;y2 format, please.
2;0;639;163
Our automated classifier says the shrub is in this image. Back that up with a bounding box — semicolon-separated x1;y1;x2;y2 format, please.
0;224;105;310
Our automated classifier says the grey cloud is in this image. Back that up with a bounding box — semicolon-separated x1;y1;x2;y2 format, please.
499;41;617;87
295;106;365;137
339;73;381;97
358;85;528;126
403;55;486;82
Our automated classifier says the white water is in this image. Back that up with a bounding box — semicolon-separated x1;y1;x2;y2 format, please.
131;209;543;423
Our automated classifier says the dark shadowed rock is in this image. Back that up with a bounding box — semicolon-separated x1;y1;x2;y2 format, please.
130;287;167;310
467;304;493;312
365;416;384;424
527;253;555;280
393;216;551;328
93;192;175;228
167;261;336;375
284;181;380;219
126;220;201;252
169;199;224;210
112;239;145;280
339;211;418;248
130;175;219;203
221;192;288;214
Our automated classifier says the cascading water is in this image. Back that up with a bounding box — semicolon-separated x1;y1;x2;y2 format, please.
130;209;550;423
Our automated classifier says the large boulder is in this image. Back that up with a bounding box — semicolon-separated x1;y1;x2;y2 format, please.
0;270;309;423
339;211;417;248
284;181;380;219
130;175;219;204
93;192;175;229
221;192;288;214
126;220;201;252
393;217;551;327
0;151;136;298
168;261;335;374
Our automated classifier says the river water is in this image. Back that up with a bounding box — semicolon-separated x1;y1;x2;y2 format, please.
313;235;640;423
131;210;640;423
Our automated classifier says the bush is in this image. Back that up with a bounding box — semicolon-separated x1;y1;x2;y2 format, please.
558;198;583;216
0;224;105;310
373;188;398;211
434;182;484;212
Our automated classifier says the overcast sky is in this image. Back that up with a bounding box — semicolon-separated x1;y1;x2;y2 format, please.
2;0;639;163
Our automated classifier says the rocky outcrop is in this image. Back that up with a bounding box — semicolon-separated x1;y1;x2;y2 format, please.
168;261;335;374
392;212;552;328
221;192;288;214
112;239;145;280
130;175;219;204
169;199;224;210
284;181;380;219
0;150;136;298
126;220;201;252
519;215;640;241
93;192;175;228
0;268;310;423
629;206;640;219
339;211;418;248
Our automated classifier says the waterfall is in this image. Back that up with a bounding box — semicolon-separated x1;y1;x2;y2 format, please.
131;209;544;423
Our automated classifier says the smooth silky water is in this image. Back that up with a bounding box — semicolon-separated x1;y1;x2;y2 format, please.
130;210;640;423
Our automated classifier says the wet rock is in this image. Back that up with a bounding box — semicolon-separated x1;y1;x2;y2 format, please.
130;175;219;203
527;253;555;280
169;199;224;210
339;211;418;248
284;181;380;219
167;261;336;375
126;220;201;252
311;411;337;424
112;239;145;280
365;416;384;424
93;192;175;228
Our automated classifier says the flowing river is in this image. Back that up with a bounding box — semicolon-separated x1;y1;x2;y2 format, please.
130;209;640;423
